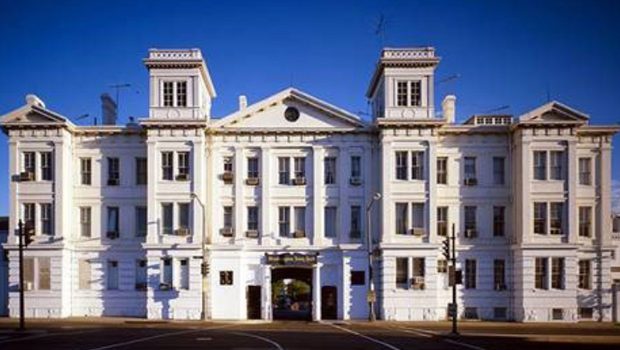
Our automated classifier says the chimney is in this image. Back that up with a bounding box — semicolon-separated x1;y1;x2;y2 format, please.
101;93;117;125
238;95;247;111
441;95;456;123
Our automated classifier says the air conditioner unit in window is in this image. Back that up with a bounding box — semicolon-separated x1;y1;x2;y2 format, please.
411;276;425;290
220;227;234;237
293;230;306;238
106;231;119;239
222;172;234;183
464;229;477;238
19;171;34;182
175;228;190;236
135;282;147;291
293;177;306;186
246;178;260;186
349;177;362;186
246;230;259;238
176;173;189;181
159;282;172;291
411;228;425;236
464;178;478;186
107;178;119;186
550;228;563;235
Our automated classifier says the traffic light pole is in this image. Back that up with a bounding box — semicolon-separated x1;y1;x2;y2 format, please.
18;220;25;331
450;223;458;336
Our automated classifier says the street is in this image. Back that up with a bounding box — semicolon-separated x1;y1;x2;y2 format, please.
0;319;619;350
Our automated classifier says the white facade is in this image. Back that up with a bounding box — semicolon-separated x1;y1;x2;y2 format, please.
1;47;618;322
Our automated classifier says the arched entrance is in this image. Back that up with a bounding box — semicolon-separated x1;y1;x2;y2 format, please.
271;267;312;320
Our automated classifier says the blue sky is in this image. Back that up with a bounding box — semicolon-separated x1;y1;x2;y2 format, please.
1;0;620;215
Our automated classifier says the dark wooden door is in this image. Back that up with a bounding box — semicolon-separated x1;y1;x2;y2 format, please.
321;286;338;320
247;285;262;320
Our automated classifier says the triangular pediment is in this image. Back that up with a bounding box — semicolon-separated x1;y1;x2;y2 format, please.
519;101;589;124
213;88;367;131
1;95;71;127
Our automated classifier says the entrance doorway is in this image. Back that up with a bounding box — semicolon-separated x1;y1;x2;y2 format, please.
271;267;312;321
247;285;262;320
321;286;338;320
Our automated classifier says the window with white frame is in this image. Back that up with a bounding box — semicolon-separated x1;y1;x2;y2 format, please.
550;202;564;235
437;206;448;237
176;81;187;107
278;157;290;185
551;257;565;289
579;206;592;237
396;81;408;106
494;259;506;290
395;151;408;180
107;260;119;290
535;257;548;289
161;152;173;180
533;151;547;180
161;258;173;289
247;157;259;179
23;203;35;232
294;157;306;179
437;157;448;184
178;203;190;232
396;203;408;235
247;206;259;231
163;81;174;107
464;206;477;234
411;151;424;180
350;205;361;238
180;259;189;290
464;157;476;180
437;259;448;273
107;157;119;185
161;203;173;235
324;206;337;238
493;157;505;185
294;207;306;234
324;157;337;185
350;155;361;179
465;259;477;289
79;259;91;290
578;260;591;289
80;207;91;238
278;206;290;237
136;157;148;185
550;151;563;180
23;258;34;290
40;152;53;181
38;257;51;290
396;81;421;107
223;156;233;173
412;203;424;234
107;206;120;236
223;206;233;230
579;158;592;185
135;260;147;289
40;203;53;236
396;257;408;288
23;152;36;177
136;206;147;237
177;152;190;178
162;81;188;107
493;206;505;237
534;203;547;235
80;158;92;185
23;258;51;291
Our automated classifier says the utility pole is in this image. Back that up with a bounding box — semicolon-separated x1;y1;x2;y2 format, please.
450;223;459;335
18;220;25;331
191;193;209;321
365;193;382;322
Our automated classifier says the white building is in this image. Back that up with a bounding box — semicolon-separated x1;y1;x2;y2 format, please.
1;47;618;322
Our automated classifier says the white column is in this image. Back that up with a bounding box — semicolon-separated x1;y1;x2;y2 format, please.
313;262;322;321
262;265;272;320
261;147;272;245
381;140;393;243
340;255;351;320
338;147;349;244
146;139;159;244
598;140;613;246
567;139;578;244
234;147;245;242
312;146;324;246
427;140;437;243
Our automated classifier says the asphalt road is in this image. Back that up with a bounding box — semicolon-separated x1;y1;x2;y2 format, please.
1;319;619;350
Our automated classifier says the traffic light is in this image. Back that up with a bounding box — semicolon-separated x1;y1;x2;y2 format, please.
442;237;450;259
201;262;210;276
24;222;35;246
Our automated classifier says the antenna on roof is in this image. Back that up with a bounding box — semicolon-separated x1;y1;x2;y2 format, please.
483;105;510;114
76;113;98;125
108;83;131;122
436;74;461;85
373;14;388;46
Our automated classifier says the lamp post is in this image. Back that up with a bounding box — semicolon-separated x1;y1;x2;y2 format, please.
191;193;209;321
365;192;382;322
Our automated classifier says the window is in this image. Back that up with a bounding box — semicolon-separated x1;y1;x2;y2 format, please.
324;206;337;238
396;257;408;288
180;259;189;290
550;151;563;180
161;203;173;235
178;203;190;231
552;308;564;321
177;152;190;178
176;81;187;107
247;157;259;179
136;206;147;237
278;207;290;237
464;157;476;180
135;260;147;289
534;203;547;235
579;308;593;319
223;157;233;173
396;81;421;107
412;258;425;290
223;206;233;230
437;206;448;237
79;259;91;290
437;157;448;184
351;156;361;179
533;151;547;180
247;206;259;231
411;151;424;180
578;260;591;289
579;207;592;237
294;206;306;234
23;258;34;290
161;258;173;288
579;158;592;185
464;206;477;234
535;257;548;289
278;157;290;185
395;151;408;180
464;307;479;320
220;271;233;285
80;158;92;185
38;257;50;290
351;271;365;286
494;307;507;320
412;203;424;233
162;152;173;180
437;259;448;273
395;203;408;235
23;152;36;176
80;207;91;238
107;206;120;235
107;261;119;290
40;152;53;181
550;202;563;235
324;157;337;184
23;203;35;232
494;259;506;290
350;205;361;238
40;203;53;236
493;206;505;237
136;158;147;185
465;259;477;289
493;157;505;185
396;81;408;106
163;81;174;107
294;157;306;179
107;157;120;185
410;81;421;106
551;257;564;290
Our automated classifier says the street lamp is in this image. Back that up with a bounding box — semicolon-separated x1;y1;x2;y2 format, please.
190;193;209;321
366;192;382;322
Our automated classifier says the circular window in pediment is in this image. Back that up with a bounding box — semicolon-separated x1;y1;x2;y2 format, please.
284;106;300;122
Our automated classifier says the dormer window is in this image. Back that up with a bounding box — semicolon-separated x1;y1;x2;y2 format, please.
162;81;188;107
396;81;421;107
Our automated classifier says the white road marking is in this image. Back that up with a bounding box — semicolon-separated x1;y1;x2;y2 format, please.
394;327;432;338
195;337;212;341
84;324;236;350
394;326;490;350
444;338;489;350
0;330;99;345
329;324;402;350
228;331;285;350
